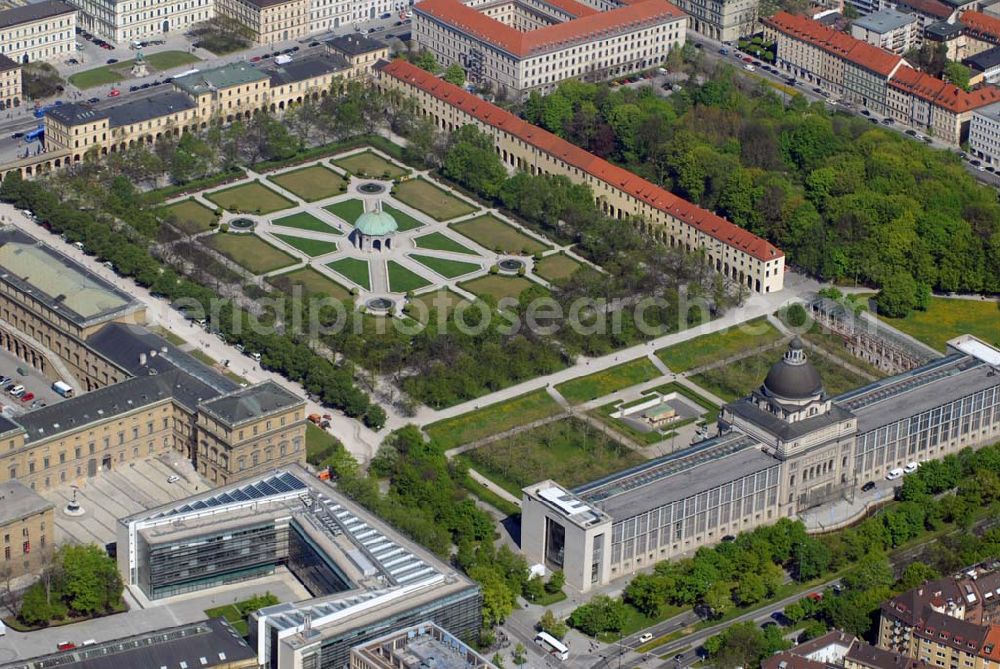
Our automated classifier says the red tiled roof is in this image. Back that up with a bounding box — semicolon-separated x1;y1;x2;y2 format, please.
379;59;783;262
534;0;598;17
413;0;684;57
961;10;1000;41
897;0;953;19
765;11;903;76
982;625;1000;663
889;65;1000;112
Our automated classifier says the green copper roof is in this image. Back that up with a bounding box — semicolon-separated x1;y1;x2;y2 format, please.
355;210;398;236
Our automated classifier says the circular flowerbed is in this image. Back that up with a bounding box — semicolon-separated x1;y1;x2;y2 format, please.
366;297;394;315
498;258;524;274
229;217;256;234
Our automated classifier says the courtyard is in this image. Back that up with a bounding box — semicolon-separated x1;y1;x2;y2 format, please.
168;147;585;316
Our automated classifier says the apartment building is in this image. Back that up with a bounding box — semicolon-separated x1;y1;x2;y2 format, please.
968;99;1000;162
72;0;213;46
765;11;1000;144
851;9;918;54
0;1;76;65
413;0;687;99
879;566;1000;669
0;54;21;110
376;59;785;294
0;480;53;578
309;0;408;33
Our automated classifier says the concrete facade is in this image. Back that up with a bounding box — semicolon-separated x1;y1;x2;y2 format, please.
0;479;53;579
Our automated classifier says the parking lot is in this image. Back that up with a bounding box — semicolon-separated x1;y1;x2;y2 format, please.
39;455;208;546
0;347;66;417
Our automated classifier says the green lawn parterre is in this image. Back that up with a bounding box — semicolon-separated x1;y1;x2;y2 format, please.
412;232;478;255
451;214;548;255
555;358;662;405
875;296;1000;351
459;417;644;495
387;260;431;293
269;164;348;201
425;389;563;450
270;267;351;300
206;182;295;215
271;211;342;234
392;178;477;221
273;234;339;257
407;289;473;322
459;275;537;302
534;253;583;283
326;257;370;290
203;233;297;274
380;203;424;231
656;317;783;372
162;199;217;234
324;198;365;224
68;51;201;89
409;254;481;279
333;151;408;178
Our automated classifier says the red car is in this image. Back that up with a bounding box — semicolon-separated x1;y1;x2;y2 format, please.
108;88;120;97
20;392;34;402
250;55;262;62
57;642;76;651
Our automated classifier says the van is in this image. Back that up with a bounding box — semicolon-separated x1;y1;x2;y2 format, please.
886;468;904;480
9;385;24;396
52;381;74;398
251;352;262;362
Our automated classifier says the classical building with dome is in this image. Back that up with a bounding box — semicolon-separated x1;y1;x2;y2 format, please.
521;334;1000;593
348;200;398;252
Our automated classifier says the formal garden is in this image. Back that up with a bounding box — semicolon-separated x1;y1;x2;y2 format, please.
161;147;585;318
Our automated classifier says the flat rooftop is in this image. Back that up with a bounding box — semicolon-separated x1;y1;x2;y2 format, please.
122;465;478;652
0;227;143;327
352;623;497;669
0;479;52;526
522;481;610;529
173;62;269;96
0;618;255;669
835;352;1000;432
852;8;916;32
575;433;778;521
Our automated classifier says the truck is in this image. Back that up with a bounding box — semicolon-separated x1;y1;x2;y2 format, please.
52;381;74;398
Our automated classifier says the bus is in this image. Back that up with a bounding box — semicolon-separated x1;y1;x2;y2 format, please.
25;125;44;142
535;632;568;661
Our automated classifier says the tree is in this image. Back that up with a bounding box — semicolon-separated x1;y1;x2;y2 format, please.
523;575;545;601
21;62;63;100
624;572;667;616
443;64;466;86
568;595;628;636
413;50;439;73
513;642;527;668
443;125;508;198
703;580;735;618
896;562;940;591
735;573;767;607
539;610;569;640
546;570;565;594
943;61;971;91
874;270;919;318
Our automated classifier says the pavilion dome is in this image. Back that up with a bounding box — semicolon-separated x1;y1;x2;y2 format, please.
354;208;398;237
762;337;824;402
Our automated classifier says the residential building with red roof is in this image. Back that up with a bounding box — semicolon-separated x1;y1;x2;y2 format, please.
376;58;785;293
764;11;1000;144
412;0;687;99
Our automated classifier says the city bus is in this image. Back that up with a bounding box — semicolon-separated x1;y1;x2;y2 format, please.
535;632;568;661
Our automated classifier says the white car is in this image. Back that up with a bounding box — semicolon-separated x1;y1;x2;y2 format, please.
744;64;756;72
886;468;904;480
639;633;653;643
167;475;180;483
904;462;920;474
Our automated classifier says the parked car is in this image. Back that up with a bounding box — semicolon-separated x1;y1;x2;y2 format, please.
250;55;262;62
10;131;22;139
886;467;904;480
861;481;876;492
744;64;755;72
167;475;180;483
10;388;25;399
108;88;120;97
20;392;34;402
129;85;138;92
87;97;99;103
57;642;76;651
0;376;10;385
905;128;916;136
861;109;870;116
923;136;932;143
68;58;79;65
106;58;118;64
309;41;320;47
904;462;920;474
